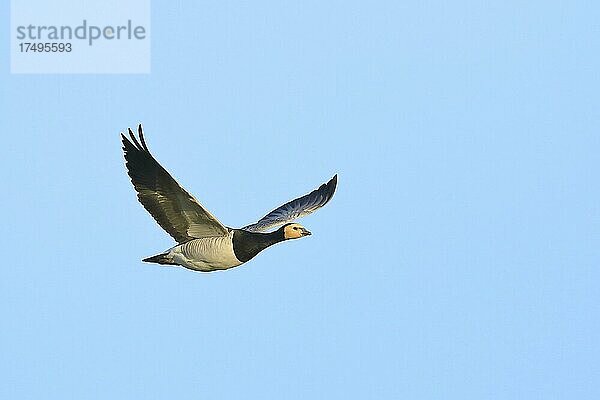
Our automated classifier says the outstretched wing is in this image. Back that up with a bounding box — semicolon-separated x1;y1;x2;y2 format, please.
243;174;338;232
121;124;229;243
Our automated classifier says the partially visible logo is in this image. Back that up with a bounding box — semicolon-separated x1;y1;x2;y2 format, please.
11;0;151;74
16;20;147;46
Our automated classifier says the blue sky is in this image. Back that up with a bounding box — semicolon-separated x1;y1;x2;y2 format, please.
1;1;599;399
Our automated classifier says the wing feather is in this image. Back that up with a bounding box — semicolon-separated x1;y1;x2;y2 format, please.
122;124;229;242
243;174;337;232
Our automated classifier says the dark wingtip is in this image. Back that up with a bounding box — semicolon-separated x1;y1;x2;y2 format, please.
137;123;149;151
127;127;143;151
121;132;135;152
317;173;338;207
328;174;338;193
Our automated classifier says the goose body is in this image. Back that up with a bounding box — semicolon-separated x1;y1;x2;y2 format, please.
156;232;242;272
121;124;337;272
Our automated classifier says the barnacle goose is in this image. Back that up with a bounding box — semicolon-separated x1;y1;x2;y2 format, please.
121;124;337;272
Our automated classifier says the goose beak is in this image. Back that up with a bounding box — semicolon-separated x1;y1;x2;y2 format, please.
301;228;312;236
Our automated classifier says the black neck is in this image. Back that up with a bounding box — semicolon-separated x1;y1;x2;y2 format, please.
232;228;285;263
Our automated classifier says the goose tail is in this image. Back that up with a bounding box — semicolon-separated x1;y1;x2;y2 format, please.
142;252;176;265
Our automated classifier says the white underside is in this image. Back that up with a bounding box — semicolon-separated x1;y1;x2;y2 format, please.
165;231;243;272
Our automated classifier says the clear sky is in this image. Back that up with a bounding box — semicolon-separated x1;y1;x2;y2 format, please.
1;1;599;399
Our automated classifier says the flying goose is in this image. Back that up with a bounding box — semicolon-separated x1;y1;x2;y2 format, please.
121;124;337;272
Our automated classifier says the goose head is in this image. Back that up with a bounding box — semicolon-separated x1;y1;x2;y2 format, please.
282;223;312;240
